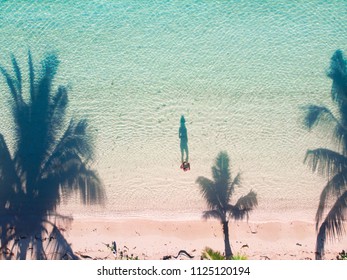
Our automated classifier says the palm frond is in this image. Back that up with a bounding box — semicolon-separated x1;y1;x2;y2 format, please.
212;151;231;186
315;171;347;229
227;172;241;201
11;54;22;95
74;165;104;204
196;176;220;209
227;206;248;221
316;191;347;259
235;190;258;210
49;86;68;135
0;146;17;244
304;149;347;178
28;50;35;101
43;157;104;206
44;86;69;155
211;152;232;207
334;125;347;151
0;64;19;104
320;191;347;240
229;190;258;221
0;62;30;144
0;134;21;197
42;119;94;177
26;54;60;167
36;52;59;101
302;105;343;131
44;225;78;260
328;50;347;104
202;210;222;221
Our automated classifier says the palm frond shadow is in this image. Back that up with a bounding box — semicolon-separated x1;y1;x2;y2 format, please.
0;51;105;259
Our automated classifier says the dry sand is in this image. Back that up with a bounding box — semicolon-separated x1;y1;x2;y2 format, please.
61;218;347;260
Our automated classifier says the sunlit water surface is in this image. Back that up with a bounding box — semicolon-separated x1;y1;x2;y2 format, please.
0;1;346;222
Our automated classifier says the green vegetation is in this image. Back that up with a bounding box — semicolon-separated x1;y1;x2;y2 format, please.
201;247;248;260
336;250;347;260
196;151;257;259
231;253;248;260
201;247;225;260
119;251;140;260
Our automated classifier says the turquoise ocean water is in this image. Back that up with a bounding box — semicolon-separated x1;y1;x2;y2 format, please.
0;0;346;222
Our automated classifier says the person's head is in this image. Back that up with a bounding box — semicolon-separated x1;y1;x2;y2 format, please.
180;115;186;124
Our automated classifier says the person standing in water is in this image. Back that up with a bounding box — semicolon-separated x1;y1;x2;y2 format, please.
179;115;189;163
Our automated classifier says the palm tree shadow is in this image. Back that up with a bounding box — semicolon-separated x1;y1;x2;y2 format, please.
196;151;257;259
0;51;105;259
303;50;347;260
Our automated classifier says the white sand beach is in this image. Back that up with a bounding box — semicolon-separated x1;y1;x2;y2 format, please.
61;218;346;260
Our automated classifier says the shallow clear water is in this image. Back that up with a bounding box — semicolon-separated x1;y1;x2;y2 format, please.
0;0;346;222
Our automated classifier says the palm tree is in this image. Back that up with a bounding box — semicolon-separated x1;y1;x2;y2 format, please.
303;49;347;259
196;151;257;259
0;51;104;259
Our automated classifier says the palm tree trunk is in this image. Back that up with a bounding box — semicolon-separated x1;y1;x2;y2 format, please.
222;221;233;259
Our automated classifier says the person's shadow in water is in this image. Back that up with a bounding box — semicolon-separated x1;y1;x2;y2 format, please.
179;115;189;163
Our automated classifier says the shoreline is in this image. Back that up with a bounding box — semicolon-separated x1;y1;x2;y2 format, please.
66;215;317;224
63;218;346;260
